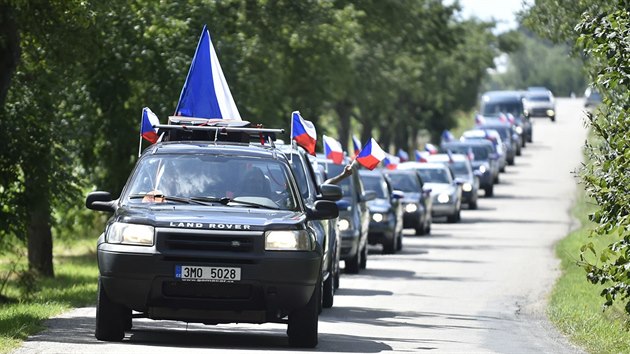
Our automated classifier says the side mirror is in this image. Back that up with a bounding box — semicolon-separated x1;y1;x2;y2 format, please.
453;179;464;185
361;190;376;202
307;200;339;220
318;184;342;201
422;187;432;195
489;153;499;160
391;190;404;200
473;170;483;177
86;191;117;213
335;199;351;211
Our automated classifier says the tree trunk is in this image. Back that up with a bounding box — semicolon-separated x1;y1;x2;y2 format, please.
0;4;20;106
335;100;352;152
24;158;54;277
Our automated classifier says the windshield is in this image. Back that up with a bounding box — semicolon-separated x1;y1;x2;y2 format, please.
385;173;420;193
123;154;299;210
417;168;451;184
526;95;550;102
448;162;469;176
482;101;523;116
444;145;490;161
360;175;388;199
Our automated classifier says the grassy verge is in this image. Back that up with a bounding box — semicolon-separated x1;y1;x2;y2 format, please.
548;188;630;353
0;238;98;353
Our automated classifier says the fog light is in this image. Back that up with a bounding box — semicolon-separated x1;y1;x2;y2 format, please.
372;213;384;222
437;193;450;203
547;109;555;116
338;219;351;231
462;183;472;192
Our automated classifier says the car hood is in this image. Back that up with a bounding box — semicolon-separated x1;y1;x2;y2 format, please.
424;183;452;194
524;101;554;109
114;204;305;232
367;198;392;213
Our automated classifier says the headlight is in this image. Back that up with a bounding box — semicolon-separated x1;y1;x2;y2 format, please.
372;213;386;222
404;203;418;213
546;109;555;116
515;126;523;134
437;193;450;203
337;218;351;231
462;183;472;192
107;222;154;246
479;165;487;173
265;230;313;251
523;109;529;116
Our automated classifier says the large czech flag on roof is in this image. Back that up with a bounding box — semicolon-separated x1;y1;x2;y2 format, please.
323;135;344;164
356;138;386;170
292;111;317;155
174;25;241;120
141;107;160;144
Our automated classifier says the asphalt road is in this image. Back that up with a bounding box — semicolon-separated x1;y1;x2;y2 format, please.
14;98;587;354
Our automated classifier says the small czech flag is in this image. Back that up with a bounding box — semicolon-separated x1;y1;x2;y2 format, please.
397;148;409;162
506;113;515;124
498;113;508;123
356;138;386;170
441;130;455;143
323;135;344;164
141;107;160;144
415;150;429;162
467;147;475;161
475;114;486;125
383;154;400;170
352;135;362;157
291;111;317;155
425;143;438;155
447;150;454;163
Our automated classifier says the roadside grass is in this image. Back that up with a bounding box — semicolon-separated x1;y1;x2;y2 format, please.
0;239;98;354
549;188;630;353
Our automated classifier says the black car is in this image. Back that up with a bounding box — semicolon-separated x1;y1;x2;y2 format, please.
86;125;339;348
280;145;342;309
315;155;373;274
383;169;432;235
441;140;497;197
480;90;532;145
359;170;404;254
476;122;518;165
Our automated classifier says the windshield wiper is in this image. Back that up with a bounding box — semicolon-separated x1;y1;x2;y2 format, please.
223;197;280;210
128;194;212;205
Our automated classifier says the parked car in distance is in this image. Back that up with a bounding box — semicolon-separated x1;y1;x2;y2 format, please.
523;90;556;122
315;155;373;274
480;90;532;144
359;170;404;254
399;162;462;223
584;87;601;110
383;169;432;235
426;154;479;209
441;140;498;197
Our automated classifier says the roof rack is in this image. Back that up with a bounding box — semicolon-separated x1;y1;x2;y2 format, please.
156;116;284;147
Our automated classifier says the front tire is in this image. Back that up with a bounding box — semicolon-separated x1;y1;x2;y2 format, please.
95;278;125;342
288;281;320;348
345;248;361;274
485;185;494;197
382;233;396;254
322;274;334;309
359;243;367;269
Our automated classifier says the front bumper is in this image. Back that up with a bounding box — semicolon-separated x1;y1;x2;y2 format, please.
367;219;395;245
402;207;424;229
97;231;321;324
431;202;458;217
339;228;360;260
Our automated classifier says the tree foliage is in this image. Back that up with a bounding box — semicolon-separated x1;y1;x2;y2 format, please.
525;0;630;315
0;0;501;278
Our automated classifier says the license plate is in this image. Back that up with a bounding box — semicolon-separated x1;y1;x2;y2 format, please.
175;265;241;282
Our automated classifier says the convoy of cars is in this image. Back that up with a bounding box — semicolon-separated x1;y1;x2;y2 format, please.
85;88;544;348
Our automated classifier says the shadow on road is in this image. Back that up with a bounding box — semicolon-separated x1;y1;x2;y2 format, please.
25;314;394;353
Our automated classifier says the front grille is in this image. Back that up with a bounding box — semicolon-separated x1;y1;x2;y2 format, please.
158;229;257;253
163;281;252;299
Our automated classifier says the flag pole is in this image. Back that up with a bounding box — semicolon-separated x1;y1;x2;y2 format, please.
289;112;295;164
138;115;143;158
